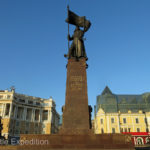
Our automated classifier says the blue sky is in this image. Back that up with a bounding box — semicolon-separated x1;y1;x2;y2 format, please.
0;0;150;115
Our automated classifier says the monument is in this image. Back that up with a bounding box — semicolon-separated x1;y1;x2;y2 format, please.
60;6;92;135
0;6;134;150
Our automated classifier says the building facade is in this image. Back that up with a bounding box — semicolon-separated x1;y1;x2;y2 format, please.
0;89;60;138
94;86;150;146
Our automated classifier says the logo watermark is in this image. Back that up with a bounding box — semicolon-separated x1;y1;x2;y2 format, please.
0;138;49;145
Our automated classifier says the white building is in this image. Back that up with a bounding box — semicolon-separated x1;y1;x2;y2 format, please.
0;88;60;138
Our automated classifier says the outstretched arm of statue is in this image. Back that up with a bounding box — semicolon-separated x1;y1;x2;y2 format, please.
67;34;73;41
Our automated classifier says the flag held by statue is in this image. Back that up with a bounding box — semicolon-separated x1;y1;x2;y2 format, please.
66;9;91;32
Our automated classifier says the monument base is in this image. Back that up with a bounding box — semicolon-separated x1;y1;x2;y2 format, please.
8;133;135;150
59;128;93;135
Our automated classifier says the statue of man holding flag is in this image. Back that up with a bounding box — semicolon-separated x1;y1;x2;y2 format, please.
65;7;91;60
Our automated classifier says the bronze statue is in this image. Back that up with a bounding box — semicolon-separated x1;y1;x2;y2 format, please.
64;7;91;60
67;26;87;59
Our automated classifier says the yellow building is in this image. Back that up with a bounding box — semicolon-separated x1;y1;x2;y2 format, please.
0;88;60;138
94;86;150;134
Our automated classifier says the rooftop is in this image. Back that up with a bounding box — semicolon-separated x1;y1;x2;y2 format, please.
96;86;150;113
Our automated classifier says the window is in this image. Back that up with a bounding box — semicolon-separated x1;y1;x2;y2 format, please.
15;129;20;135
42;110;48;121
137;128;140;132
26;122;30;128
112;128;115;133
121;128;123;132
5;103;10;116
17;107;23;119
16;121;20;127
35;123;39;128
26;108;32;121
36;102;40;106
125;128;127;132
101;128;104;133
25;131;28;134
128;128;131;132
123;118;126;124
136;118;139;123
7;95;11;99
111;118;114;123
28;101;33;105
19;99;25;103
0;95;3;99
100;119;103;124
137;137;143;145
43;103;49;106
35;109;40;121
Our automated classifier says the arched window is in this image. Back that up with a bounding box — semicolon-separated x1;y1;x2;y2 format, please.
145;137;150;144
136;137;144;145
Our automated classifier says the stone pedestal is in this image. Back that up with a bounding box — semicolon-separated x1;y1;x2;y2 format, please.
60;58;91;134
17;134;134;150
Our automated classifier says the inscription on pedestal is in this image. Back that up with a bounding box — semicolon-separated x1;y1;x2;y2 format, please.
70;76;83;90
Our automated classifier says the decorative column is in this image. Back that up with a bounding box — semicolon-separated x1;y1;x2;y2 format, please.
117;113;121;133
15;106;18;118
23;107;27;120
106;115;110;133
40;109;43;122
32;109;35;122
9;103;13;118
132;117;135;132
2;103;6;117
48;109;52;122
